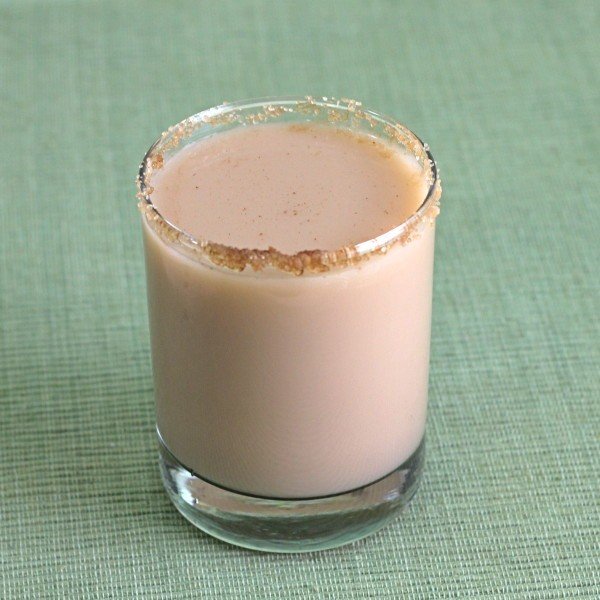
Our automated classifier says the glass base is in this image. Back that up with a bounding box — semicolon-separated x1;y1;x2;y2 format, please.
158;433;424;553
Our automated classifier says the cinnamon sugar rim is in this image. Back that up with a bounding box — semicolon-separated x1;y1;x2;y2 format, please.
136;96;441;275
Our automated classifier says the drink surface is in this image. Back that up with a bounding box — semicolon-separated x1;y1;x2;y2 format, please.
149;123;427;253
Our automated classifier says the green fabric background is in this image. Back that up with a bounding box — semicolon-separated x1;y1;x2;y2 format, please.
1;1;598;598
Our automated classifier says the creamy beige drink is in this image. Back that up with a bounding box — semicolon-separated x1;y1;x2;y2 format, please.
141;113;440;499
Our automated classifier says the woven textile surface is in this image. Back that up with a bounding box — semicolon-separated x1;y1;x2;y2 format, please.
1;1;598;598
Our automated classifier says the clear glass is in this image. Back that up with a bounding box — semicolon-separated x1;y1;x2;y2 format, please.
137;96;441;552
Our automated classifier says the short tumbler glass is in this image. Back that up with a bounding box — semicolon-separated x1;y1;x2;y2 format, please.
136;96;441;552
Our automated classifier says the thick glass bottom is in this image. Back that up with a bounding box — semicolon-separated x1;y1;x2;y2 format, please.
158;432;424;553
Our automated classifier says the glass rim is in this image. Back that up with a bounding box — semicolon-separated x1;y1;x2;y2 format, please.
136;95;441;275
